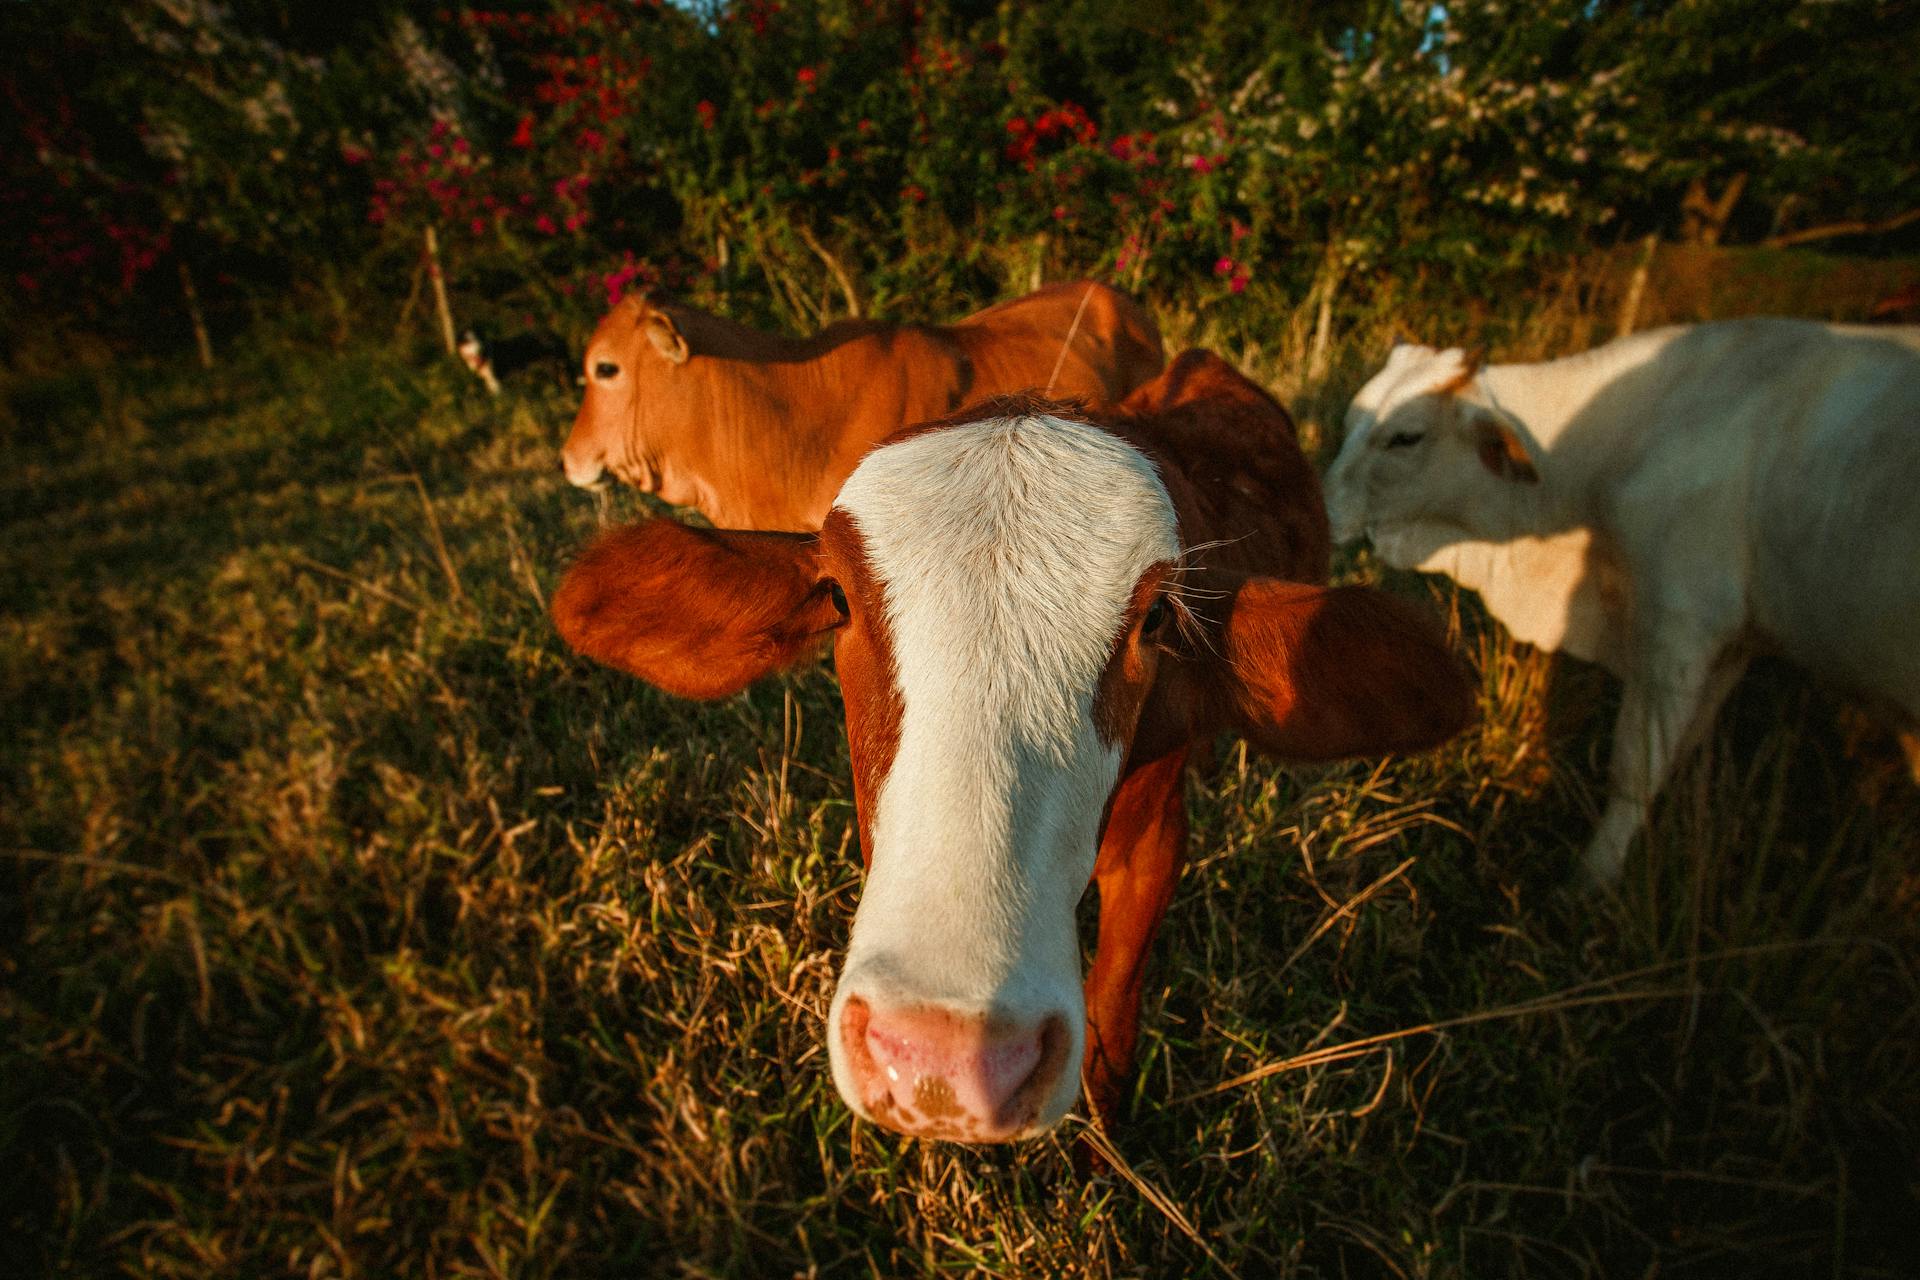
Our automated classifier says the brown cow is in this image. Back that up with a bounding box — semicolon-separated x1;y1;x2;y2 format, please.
560;281;1165;530
552;351;1474;1141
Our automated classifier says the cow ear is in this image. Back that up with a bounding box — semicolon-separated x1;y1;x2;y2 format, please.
1165;572;1475;761
1432;346;1485;394
552;519;837;699
644;311;690;364
1469;412;1539;483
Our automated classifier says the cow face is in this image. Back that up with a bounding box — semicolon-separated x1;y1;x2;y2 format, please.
819;416;1180;1141
561;296;690;490
1323;344;1539;567
553;411;1178;1140
552;406;1474;1143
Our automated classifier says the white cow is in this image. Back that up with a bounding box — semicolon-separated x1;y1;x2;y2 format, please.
1324;317;1920;883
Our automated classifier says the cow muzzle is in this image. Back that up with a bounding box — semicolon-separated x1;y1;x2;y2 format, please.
561;450;608;489
836;996;1073;1142
1324;484;1366;545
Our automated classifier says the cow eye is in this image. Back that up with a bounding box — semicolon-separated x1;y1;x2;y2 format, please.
593;360;620;380
827;581;849;619
1142;596;1171;635
1385;431;1424;449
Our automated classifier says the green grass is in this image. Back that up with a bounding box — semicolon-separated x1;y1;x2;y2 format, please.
3;319;1917;1279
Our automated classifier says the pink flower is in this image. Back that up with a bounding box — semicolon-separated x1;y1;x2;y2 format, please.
1189;154;1214;174
1214;255;1235;277
535;214;557;235
1228;276;1247;294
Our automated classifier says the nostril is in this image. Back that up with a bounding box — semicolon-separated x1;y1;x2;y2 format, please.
845;1002;1071;1138
866;1018;1041;1103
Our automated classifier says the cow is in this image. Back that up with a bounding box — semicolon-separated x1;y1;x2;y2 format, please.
1322;318;1920;885
552;351;1474;1142
560;281;1166;530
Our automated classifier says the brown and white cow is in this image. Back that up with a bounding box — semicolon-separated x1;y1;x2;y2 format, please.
552;352;1474;1141
560;281;1165;530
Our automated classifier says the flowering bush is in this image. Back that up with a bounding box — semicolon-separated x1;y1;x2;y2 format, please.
3;0;1916;344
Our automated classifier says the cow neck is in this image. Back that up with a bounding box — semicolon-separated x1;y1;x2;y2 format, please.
681;329;896;530
1479;331;1675;484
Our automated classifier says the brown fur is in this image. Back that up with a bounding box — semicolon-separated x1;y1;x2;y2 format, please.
818;509;902;869
563;282;1166;531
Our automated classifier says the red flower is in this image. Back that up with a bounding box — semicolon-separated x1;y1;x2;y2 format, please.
1189;154;1215;174
796;66;817;88
902;183;926;204
1214;255;1235;277
695;100;715;130
511;115;536;148
536;214;558;235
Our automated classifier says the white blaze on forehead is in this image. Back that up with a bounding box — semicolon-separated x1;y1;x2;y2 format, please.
830;414;1178;1010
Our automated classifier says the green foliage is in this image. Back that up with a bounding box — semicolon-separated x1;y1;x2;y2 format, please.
5;0;1916;346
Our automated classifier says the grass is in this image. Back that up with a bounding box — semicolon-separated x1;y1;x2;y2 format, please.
3;305;1918;1279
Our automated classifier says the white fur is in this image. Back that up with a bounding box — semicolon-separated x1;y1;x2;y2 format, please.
824;413;1179;1132
1324;319;1920;883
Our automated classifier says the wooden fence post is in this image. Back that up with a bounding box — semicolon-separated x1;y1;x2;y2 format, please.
179;261;214;370
425;225;457;356
1616;234;1659;338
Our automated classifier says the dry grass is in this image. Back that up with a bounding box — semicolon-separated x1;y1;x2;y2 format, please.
3;306;1917;1279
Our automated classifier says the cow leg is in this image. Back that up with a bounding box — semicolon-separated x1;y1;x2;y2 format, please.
1582;624;1746;886
1082;745;1191;1127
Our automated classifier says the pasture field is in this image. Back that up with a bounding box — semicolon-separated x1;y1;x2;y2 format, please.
3;309;1918;1279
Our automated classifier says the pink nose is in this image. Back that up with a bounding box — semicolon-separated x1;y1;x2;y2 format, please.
839;997;1069;1142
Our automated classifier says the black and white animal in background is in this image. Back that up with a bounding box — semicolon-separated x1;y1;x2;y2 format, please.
458;328;571;395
